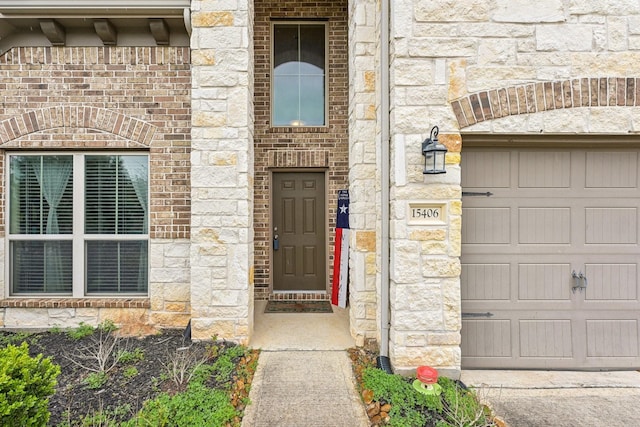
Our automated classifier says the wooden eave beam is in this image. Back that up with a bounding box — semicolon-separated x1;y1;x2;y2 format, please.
149;18;170;45
39;19;65;45
93;19;117;45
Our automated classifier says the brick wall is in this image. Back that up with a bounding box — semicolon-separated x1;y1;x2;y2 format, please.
0;46;191;331
253;0;349;299
0;46;191;240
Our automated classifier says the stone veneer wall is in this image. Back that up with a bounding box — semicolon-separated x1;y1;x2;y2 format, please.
348;0;381;345
0;46;191;335
190;0;255;343
252;0;349;301
388;0;640;373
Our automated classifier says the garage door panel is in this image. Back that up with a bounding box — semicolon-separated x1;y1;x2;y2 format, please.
519;151;571;188
585;264;637;300
519;208;571;244
585;151;638;188
518;264;571;300
461;264;510;300
461;319;511;357
462;208;510;244
586;320;639;357
585;208;637;244
464;151;511;188
519;320;573;357
462;146;640;369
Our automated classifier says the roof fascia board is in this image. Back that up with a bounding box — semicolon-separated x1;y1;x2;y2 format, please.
0;0;190;17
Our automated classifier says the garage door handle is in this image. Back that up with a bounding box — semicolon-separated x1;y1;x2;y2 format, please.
462;191;493;197
572;270;587;293
462;312;494;318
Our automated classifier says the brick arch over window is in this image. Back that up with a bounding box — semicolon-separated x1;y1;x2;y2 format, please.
0;106;156;146
451;77;640;129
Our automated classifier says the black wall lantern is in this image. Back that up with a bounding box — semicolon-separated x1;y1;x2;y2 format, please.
421;126;448;174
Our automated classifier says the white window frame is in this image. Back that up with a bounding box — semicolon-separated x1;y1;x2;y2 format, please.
6;151;150;297
270;20;329;128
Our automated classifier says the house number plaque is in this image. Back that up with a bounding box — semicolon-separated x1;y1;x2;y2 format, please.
408;203;446;224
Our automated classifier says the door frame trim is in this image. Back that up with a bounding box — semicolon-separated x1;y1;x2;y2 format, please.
269;168;330;296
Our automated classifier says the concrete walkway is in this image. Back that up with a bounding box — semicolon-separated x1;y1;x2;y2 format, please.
242;301;369;426
241;350;369;427
461;370;640;427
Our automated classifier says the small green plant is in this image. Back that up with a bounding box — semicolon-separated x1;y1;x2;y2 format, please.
438;377;494;427
123;366;138;379
49;325;63;334
67;322;95;340
122;383;237;427
63;325;128;376
0;342;61;426
0;331;31;347
61;402;132;427
210;345;246;385
97;320;118;334
162;345;209;388
363;367;441;427
118;348;144;364
84;372;108;390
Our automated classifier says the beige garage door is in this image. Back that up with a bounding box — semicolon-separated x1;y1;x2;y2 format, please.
461;145;640;369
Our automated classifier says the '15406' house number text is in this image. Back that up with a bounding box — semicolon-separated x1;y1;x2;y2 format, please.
407;203;446;224
411;207;440;219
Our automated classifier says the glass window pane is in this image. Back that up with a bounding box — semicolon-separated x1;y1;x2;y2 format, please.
85;155;148;235
272;23;326;126
273;75;301;126
86;241;148;294
299;25;325;71
300;76;325;125
274;24;299;69
10;155;73;235
11;240;73;294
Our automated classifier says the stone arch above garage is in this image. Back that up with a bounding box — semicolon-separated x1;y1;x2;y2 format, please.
452;77;640;129
0;106;156;147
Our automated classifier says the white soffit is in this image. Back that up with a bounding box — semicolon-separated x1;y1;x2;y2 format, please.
0;1;191;17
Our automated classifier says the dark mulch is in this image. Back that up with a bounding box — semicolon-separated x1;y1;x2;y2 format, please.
1;328;256;426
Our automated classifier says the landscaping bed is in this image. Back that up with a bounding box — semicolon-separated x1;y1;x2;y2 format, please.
349;345;500;427
0;324;258;426
2;323;500;427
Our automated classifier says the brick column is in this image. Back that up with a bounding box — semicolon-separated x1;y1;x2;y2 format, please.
190;0;254;343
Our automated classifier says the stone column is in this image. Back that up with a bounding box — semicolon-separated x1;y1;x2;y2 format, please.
387;0;463;375
348;0;380;345
190;0;254;343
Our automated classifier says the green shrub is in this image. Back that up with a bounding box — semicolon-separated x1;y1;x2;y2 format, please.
0;342;60;426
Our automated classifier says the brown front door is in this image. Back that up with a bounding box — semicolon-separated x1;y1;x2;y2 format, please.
272;172;326;291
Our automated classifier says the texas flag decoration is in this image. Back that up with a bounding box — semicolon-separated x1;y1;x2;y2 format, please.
331;190;350;308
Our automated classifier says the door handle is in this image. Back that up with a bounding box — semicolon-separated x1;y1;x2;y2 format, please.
572;270;587;293
273;227;279;250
